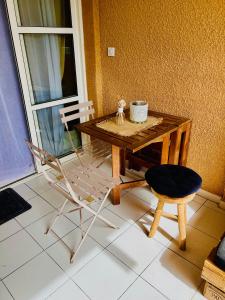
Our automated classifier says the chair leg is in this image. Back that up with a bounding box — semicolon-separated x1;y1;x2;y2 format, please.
149;200;164;238
178;203;186;250
70;189;114;263
79;208;84;238
45;199;68;235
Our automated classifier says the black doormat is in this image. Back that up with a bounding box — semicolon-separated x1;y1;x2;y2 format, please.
0;188;32;225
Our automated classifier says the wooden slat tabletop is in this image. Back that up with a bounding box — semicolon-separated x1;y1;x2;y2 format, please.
76;110;190;152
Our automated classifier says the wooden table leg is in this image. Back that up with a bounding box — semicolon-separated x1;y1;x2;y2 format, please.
120;148;126;176
111;145;121;205
168;127;182;165
179;122;191;166
169;122;191;166
161;135;170;164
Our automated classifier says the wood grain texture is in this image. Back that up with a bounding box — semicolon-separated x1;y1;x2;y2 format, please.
177;203;187;250
76;109;190;153
111;145;121;205
149;200;164;237
202;247;225;293
161;135;170;164
149;189;196;249
76;110;191;205
203;282;225;300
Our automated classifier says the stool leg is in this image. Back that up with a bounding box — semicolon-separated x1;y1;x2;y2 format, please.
149;201;164;238
178;203;186;250
184;205;187;225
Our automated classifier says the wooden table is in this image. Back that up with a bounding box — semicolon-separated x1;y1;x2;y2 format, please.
76;110;191;205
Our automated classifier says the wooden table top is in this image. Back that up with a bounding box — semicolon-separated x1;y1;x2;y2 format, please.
76;110;190;153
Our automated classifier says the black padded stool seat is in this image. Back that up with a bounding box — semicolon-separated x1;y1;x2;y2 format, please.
145;164;202;198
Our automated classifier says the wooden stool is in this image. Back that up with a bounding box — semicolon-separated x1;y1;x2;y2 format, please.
145;164;202;250
149;189;195;250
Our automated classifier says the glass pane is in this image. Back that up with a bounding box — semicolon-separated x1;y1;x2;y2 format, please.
17;0;72;27
23;34;77;104
34;103;81;157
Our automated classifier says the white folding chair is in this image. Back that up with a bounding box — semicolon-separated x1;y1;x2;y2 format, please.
59;101;112;168
27;141;120;263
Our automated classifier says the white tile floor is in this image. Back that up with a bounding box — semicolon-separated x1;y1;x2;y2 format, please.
0;161;225;300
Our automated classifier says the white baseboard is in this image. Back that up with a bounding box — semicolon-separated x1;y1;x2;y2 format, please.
197;188;225;211
219;201;225;210
197;189;222;203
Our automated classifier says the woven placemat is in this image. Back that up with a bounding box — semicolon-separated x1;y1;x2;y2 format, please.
96;116;163;137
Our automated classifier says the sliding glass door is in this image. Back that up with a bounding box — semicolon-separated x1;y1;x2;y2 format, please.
0;1;34;187
6;0;87;170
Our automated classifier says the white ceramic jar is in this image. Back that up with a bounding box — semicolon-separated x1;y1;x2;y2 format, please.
130;100;148;123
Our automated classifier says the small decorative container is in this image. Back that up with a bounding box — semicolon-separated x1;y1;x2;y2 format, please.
130;100;148;123
116;107;126;125
115;99;126;126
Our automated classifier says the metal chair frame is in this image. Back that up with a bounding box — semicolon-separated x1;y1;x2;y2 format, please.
27;141;119;263
59;100;111;168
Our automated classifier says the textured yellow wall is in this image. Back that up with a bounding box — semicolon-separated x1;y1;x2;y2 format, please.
82;0;225;195
81;0;103;116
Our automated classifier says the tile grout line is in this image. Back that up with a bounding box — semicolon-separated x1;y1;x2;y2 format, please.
134;237;203;299
136;243;203;299
4;214;93;299
131;206;207;277
0;208;78;246
81;195;213;276
0;225;23;244
24;182;61;210
56;193;216;298
187;223;221;241
5;181;217;299
104;222;167;269
15;185;220;257
15;208;56;230
1;189;136;298
44;234;104;299
2;249;45;281
117;273;170;300
9;167;110;298
65;215;169;299
25;178;220;246
45;277;92;300
115;277;139;300
24;220;79;252
1;280;15;300
186;222;220;241
140;277;170;300
134;200;209;272
1;224;76;284
116;245;170;300
41;209;141;291
187;200;223;240
44;251;90;299
24;181;114;230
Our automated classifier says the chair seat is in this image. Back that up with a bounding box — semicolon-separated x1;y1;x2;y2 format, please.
145;164;202;198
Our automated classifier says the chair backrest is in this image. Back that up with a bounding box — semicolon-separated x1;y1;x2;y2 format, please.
59;101;95;164
26;141;83;203
26;141;63;180
59;101;95;129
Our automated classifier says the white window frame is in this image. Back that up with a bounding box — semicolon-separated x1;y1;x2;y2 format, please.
5;0;88;172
